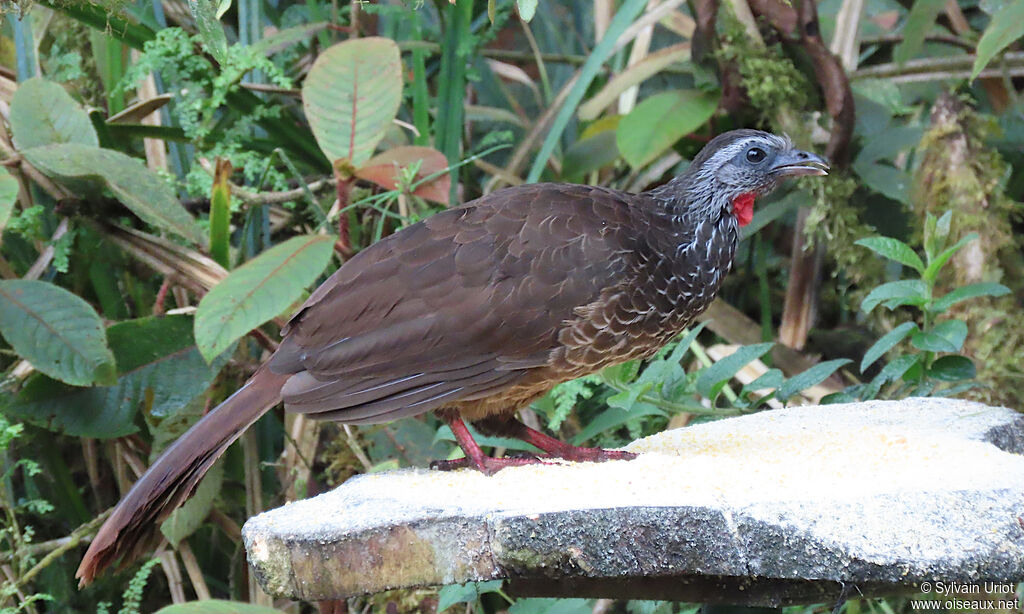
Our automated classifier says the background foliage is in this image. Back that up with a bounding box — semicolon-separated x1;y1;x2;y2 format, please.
0;0;1021;611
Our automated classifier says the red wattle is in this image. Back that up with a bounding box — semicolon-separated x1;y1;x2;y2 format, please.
733;192;755;227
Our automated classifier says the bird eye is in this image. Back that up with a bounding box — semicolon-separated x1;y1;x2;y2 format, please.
746;147;767;164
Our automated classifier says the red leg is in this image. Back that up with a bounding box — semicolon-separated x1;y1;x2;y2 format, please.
476;416;636;463
432;409;547;475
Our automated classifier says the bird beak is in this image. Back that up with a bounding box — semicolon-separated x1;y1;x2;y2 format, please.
770;149;830;177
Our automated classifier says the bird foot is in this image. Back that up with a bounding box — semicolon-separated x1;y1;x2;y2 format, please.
430;455;549;476
432;411;637;476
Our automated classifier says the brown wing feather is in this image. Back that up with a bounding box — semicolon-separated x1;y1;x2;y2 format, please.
268;183;641;423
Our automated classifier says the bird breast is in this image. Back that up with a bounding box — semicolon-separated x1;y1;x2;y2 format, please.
550;211;738;377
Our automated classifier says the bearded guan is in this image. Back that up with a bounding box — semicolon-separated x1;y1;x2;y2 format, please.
77;129;827;584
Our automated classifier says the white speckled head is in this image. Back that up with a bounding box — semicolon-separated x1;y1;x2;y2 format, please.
647;129;828;226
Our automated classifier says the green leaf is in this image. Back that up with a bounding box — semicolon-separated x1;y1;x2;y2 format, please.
853;162;911;204
38;0;155;50
903;355;926;382
210;162;232;268
923;210;953;260
861;322;917;373
854;123;923;166
932;381;983;397
935;210;953;238
911;319;968;353
0;166;18;231
599;360;641;389
861;280;929;313
161;461;223;546
562;130;619;181
188;0;228;64
971;0;1024;80
543;377;594;430
979;0;1011;18
923;233;978;283
571;404;666;446
776;359;851;402
617;89;719;169
3;375;136;438
923;212;938;257
105;123;189;142
894;0;946;65
820;390;860;404
630;322;707;389
3;315;231;438
860;350;918;400
434;423;538;454
850;79;914;116
9;77;98;150
606;381;654;412
371;419;451;465
931;282;1011;313
303;37;402;165
695;342;774;399
509;599;592;614
517;0;538;21
0;280;115;386
909;378;938;396
154;601;283;614
928;355;976;382
250;22;329;57
113;315;234;416
195;235;335;361
855;236;924;272
739;368;784;397
436;581;504;612
672;322;709;358
22;143;204;244
876;353;923;385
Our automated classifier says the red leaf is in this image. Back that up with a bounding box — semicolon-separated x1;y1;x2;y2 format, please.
355;146;450;205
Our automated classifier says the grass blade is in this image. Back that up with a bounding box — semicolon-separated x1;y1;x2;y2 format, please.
526;0;650;183
436;0;474;201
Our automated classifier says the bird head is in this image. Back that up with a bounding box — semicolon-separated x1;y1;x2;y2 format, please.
655;129;829;228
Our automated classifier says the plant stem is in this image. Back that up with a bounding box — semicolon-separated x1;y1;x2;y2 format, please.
11;511;110;589
410;22;432;147
853;52;1024;81
435;0;473;202
232;178;333;205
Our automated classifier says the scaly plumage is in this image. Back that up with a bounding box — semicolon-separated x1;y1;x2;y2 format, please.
77;129;827;585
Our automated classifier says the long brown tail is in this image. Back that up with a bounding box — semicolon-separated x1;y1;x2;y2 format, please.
76;365;289;586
